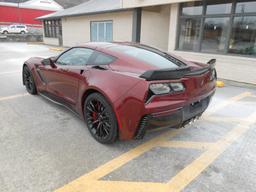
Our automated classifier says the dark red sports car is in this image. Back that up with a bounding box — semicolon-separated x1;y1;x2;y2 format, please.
23;42;216;144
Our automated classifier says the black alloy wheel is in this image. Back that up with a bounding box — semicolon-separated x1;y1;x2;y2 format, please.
84;93;118;144
23;66;37;95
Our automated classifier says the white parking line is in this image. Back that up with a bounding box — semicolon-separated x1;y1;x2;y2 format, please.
0;93;29;102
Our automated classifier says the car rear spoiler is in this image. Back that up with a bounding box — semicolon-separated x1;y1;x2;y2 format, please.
140;59;216;81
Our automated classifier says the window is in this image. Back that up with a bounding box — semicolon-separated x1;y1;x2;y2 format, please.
91;21;113;42
93;52;116;65
44;19;61;38
202;17;230;53
178;18;201;51
56;48;94;66
236;1;256;13
17;26;25;28
177;0;256;56
109;45;179;69
206;1;232;15
229;16;256;55
181;2;203;16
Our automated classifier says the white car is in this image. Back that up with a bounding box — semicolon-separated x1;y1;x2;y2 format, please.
0;25;28;34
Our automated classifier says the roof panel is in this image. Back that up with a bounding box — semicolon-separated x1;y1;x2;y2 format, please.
38;0;123;20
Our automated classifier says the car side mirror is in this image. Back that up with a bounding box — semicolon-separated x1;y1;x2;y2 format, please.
207;59;216;65
42;57;57;68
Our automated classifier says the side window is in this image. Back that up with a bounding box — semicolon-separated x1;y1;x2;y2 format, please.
10;26;15;29
92;52;116;65
56;48;94;66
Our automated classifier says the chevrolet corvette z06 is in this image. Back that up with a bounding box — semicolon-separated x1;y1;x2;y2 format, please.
23;42;216;144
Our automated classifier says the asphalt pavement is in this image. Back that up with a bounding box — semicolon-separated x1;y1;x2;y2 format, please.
0;42;256;192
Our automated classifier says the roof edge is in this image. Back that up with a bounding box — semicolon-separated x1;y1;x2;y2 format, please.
37;8;133;20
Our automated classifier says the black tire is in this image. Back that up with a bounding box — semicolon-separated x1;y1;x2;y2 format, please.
20;31;25;34
23;65;37;95
84;93;118;144
3;31;8;34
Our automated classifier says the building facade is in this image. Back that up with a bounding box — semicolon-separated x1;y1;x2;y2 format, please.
40;0;256;84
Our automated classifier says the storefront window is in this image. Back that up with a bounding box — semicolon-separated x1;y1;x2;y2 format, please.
177;0;256;57
206;1;232;15
229;16;256;55
178;18;201;51
181;2;203;16
202;17;230;53
236;1;256;13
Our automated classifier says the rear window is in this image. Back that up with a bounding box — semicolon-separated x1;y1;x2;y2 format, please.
92;52;116;65
109;45;179;69
17;26;25;28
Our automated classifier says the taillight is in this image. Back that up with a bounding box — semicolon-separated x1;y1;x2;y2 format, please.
210;69;217;81
149;83;185;95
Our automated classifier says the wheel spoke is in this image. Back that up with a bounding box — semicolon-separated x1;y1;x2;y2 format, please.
89;101;97;112
102;124;110;135
92;119;99;124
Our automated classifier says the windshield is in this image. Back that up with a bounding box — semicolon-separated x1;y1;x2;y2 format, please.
109;45;181;69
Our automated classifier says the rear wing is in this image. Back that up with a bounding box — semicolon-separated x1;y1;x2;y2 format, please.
140;59;216;81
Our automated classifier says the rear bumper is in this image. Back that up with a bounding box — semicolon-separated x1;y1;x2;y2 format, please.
134;93;213;139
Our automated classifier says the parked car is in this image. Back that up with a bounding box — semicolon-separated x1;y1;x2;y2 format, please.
22;42;217;144
0;24;28;34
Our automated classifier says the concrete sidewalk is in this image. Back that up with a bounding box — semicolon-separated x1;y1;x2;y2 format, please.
173;50;256;85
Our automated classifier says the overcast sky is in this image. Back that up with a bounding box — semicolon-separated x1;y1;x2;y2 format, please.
0;0;89;8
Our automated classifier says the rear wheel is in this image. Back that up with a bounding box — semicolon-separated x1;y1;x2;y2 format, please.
23;66;37;95
20;31;25;34
84;93;118;144
3;31;8;34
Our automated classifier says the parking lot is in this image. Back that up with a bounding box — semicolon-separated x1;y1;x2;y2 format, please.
0;42;256;192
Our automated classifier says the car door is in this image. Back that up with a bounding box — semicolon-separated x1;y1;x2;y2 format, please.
9;25;16;33
38;47;94;106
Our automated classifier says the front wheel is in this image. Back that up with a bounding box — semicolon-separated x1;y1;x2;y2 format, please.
84;93;118;144
23;66;37;95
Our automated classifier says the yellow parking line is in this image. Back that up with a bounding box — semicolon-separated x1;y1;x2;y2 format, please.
49;47;64;51
205;92;251;116
159;141;214;150
167;112;256;192
55;129;179;192
0;93;29;102
56;180;168;192
55;91;252;192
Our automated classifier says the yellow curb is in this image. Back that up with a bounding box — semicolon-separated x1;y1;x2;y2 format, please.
49;47;64;51
216;80;225;87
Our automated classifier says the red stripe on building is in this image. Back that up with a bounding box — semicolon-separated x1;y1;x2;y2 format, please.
0;6;54;25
